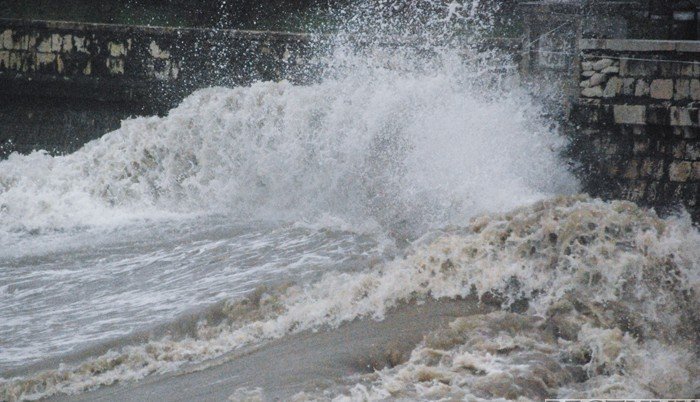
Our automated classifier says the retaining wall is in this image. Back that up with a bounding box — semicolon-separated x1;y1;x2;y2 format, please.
0;18;522;157
0;19;316;156
0;19;316;100
571;39;700;220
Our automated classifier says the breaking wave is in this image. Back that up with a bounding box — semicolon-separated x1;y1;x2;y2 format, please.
2;197;698;400
1;2;697;401
0;44;574;243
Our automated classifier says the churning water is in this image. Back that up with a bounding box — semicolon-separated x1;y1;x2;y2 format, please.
1;2;698;401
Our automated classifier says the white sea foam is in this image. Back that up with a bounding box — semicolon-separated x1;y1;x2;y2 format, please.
0;40;577;383
2;197;698;400
0;44;574;243
2;2;696;401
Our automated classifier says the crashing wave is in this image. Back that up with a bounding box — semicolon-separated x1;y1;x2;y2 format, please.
0;49;574;240
2;196;698;401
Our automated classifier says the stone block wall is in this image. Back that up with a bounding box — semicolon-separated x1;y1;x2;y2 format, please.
519;1;649;107
0;18;317;156
0;18;522;158
571;39;700;221
0;19;315;101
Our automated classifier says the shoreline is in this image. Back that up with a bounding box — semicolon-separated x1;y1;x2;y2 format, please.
48;298;490;401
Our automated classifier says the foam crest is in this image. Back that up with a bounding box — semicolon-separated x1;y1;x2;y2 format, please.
0;46;573;240
3;196;698;400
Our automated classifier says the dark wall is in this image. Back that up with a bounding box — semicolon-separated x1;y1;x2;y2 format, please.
0;1;521;33
0;0;336;30
0;19;318;157
0;97;139;156
569;40;700;221
0;0;205;26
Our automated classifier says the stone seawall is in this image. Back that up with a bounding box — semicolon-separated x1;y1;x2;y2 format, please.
571;39;700;221
0;19;315;101
0;18;522;158
0;19;316;156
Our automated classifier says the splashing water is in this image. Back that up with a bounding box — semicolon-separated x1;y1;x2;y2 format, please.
0;47;573;240
1;1;698;401
2;197;698;401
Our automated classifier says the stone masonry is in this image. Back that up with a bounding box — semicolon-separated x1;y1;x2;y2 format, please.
0;18;522;158
0;19;315;101
570;39;700;221
0;19;317;156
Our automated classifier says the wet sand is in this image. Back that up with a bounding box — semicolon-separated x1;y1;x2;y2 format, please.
50;298;489;401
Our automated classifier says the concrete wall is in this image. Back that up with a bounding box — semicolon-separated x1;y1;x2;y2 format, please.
570;39;700;220
0;18;317;156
